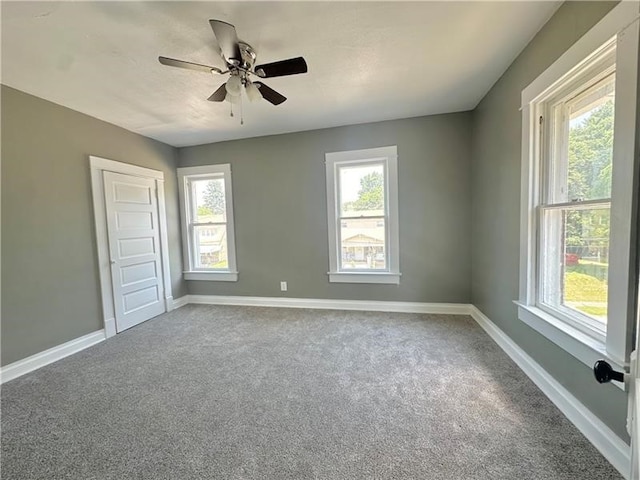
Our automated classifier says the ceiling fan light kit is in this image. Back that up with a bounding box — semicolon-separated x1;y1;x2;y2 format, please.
224;74;242;96
224;92;241;104
159;19;308;124
245;81;262;103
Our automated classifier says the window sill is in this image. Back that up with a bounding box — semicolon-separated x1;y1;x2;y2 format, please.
515;302;624;390
184;271;238;282
328;272;401;284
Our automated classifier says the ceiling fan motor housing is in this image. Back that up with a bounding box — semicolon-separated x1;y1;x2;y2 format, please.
234;42;257;71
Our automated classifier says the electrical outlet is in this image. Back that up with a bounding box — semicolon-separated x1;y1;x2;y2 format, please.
280;281;287;292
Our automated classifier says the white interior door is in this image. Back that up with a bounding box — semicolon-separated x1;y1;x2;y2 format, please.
628;238;640;479
103;171;166;332
629;288;640;480
629;347;639;479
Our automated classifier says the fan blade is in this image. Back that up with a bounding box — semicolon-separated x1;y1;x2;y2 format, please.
254;82;286;105
207;84;228;102
254;57;307;78
209;20;242;65
158;56;221;74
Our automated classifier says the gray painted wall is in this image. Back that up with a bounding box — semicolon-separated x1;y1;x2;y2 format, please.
470;2;629;440
1;85;186;366
1;0;633;447
179;114;472;303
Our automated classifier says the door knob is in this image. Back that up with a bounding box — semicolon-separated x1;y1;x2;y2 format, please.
110;260;116;265
593;360;624;384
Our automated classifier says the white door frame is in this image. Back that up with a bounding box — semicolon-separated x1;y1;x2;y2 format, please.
90;156;173;338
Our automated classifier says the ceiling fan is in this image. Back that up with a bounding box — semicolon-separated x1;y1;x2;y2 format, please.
159;19;308;110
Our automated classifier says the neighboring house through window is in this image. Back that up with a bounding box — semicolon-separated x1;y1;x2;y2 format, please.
325;146;400;284
518;3;639;371
177;164;238;281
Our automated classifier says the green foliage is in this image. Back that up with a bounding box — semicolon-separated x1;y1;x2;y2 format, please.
344;172;384;211
568;100;614;200
564;271;607;303
578;305;607;317
203;180;225;215
564;271;608;318
564;208;610;254
197;205;213;216
566;262;608;281
565;100;614;250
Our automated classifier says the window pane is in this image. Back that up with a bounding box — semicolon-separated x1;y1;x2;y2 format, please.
340;217;386;270
541;206;610;325
566;76;615;201
193;225;228;269
339;163;385;217
192;178;226;223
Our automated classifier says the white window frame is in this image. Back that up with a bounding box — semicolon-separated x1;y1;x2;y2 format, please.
325;146;400;284
518;2;639;375
177;164;238;282
535;45;615;342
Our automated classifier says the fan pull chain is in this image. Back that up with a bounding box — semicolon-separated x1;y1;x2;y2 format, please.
230;102;234;118
240;95;244;126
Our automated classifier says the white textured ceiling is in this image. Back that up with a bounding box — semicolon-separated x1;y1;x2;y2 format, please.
1;1;560;147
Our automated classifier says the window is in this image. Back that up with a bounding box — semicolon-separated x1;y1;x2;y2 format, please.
519;3;638;371
538;45;615;340
177;164;238;281
325;146;400;284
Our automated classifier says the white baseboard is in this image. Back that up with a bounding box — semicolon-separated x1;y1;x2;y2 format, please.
1;330;107;384
187;294;470;315
171;295;189;310
1;295;628;479
165;296;175;311
104;317;116;338
171;294;631;476
468;305;630;479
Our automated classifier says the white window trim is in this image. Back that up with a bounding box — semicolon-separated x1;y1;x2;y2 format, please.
518;2;639;374
177;164;238;282
325;146;401;285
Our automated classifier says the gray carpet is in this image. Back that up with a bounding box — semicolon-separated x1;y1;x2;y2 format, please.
1;305;622;479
